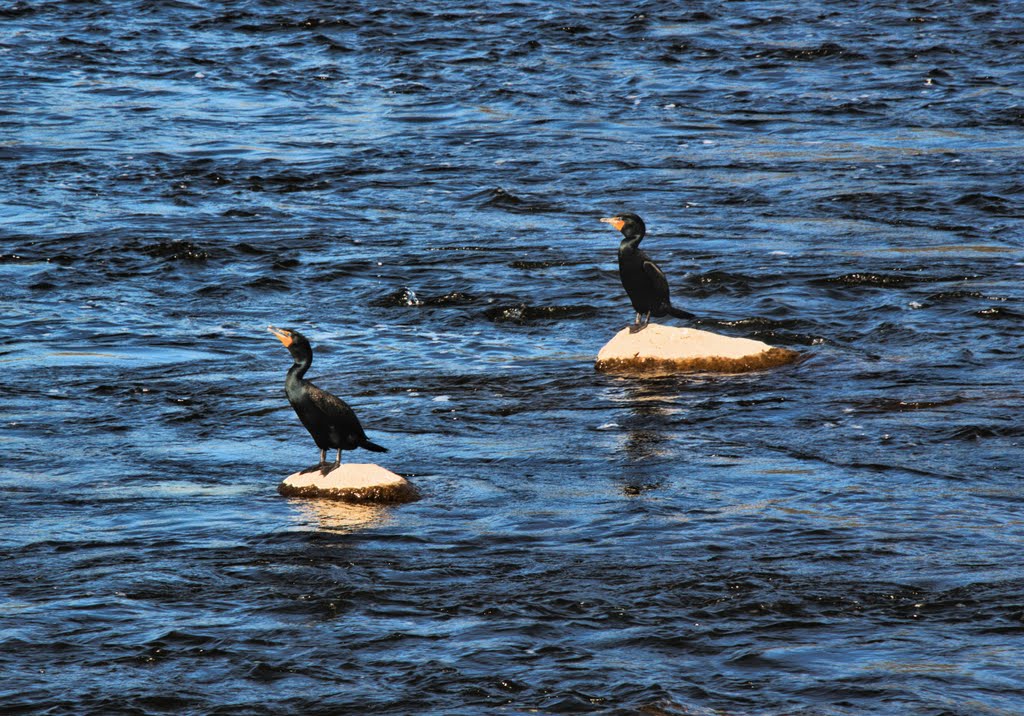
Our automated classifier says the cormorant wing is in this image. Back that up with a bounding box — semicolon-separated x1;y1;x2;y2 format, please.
642;257;671;300
307;383;360;424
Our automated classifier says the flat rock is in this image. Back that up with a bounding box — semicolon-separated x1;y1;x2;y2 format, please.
596;323;800;375
278;463;420;504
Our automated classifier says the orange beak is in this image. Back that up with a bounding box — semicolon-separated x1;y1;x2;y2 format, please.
600;217;625;231
268;325;293;347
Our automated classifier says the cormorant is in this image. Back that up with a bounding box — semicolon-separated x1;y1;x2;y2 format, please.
601;212;694;332
268;326;387;469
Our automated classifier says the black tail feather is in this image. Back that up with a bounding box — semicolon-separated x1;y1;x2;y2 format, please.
667;305;695;320
362;440;388;453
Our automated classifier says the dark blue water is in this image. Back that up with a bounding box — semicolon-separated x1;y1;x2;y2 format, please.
3;2;1024;714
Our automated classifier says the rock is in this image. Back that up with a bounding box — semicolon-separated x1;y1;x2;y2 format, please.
595;323;800;375
278;463;420;504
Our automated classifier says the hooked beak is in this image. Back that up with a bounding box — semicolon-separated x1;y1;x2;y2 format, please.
268;325;293;347
601;216;625;232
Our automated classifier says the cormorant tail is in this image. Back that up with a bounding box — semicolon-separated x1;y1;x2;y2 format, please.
362;440;388;453
668;305;695;320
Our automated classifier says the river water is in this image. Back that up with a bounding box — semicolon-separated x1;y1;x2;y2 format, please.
2;2;1023;714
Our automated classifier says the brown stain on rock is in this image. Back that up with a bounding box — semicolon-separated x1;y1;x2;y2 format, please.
596;346;801;375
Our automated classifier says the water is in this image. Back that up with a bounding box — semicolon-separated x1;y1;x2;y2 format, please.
2;2;1023;713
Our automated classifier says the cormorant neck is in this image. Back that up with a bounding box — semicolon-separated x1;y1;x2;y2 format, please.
287;352;311;382
619;232;643;252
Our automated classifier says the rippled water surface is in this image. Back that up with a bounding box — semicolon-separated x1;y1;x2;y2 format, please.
3;2;1024;714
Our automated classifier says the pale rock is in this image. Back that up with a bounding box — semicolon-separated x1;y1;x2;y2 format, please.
595;323;800;375
278;463;420;504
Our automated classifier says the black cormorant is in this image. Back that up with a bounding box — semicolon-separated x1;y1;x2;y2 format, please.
601;212;694;332
268;326;387;469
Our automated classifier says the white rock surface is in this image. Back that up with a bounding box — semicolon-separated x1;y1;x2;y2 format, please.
278;463;419;503
595;323;799;374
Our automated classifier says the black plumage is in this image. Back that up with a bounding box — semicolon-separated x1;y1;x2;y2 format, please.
268;326;387;469
601;212;693;331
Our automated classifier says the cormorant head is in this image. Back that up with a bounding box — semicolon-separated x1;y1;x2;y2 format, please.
600;212;645;240
268;325;312;362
